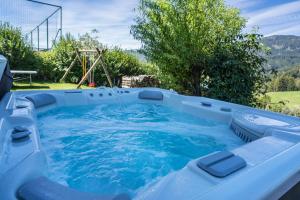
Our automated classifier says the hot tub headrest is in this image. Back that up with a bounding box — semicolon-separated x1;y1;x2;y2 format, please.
197;151;246;178
138;90;163;101
26;93;56;108
18;176;131;200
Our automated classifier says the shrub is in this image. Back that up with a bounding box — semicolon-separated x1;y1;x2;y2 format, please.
96;48;146;87
0;22;36;70
282;107;300;117
51;34;80;83
274;75;297;91
35;51;57;81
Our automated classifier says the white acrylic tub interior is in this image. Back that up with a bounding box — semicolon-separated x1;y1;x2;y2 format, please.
1;87;300;200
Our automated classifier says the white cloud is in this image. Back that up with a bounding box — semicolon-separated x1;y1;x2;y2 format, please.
0;0;141;49
3;0;300;49
246;1;300;27
56;0;140;49
266;23;300;36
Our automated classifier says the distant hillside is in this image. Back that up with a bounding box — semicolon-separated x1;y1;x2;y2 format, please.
262;35;300;71
280;65;300;78
127;35;300;70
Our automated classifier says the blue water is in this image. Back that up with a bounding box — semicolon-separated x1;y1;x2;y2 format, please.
37;103;243;197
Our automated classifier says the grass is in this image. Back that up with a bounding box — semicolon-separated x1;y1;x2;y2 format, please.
12;82;91;91
268;91;300;108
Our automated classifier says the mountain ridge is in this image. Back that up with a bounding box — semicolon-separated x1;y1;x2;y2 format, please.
126;35;300;71
262;35;300;71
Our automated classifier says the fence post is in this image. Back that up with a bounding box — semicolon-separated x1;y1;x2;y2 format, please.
46;19;49;50
37;26;40;51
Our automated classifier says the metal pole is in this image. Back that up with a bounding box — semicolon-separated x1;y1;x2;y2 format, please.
30;32;33;49
26;0;62;48
37;26;40;51
46;18;49;50
60;7;63;39
26;0;61;8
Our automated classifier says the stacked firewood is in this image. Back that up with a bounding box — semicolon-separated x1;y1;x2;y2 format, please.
122;75;160;88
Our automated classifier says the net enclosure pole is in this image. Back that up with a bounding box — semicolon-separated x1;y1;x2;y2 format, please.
30;32;33;49
26;0;62;50
46;19;49;50
60;7;63;39
37;26;39;51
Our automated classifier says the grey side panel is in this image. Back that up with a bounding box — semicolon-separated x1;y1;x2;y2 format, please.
18;177;131;200
0;62;13;100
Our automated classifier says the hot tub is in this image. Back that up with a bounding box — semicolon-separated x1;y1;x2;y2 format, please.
1;87;300;200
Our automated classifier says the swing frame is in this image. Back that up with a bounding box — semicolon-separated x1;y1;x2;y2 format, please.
59;48;113;89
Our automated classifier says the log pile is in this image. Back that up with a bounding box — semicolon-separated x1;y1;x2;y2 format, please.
122;75;160;88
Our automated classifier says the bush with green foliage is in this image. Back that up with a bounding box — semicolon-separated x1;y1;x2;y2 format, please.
207;34;268;105
131;0;267;105
0;24;148;86
0;22;36;70
256;94;300;117
268;65;300;92
35;51;56;81
51;34;80;82
282;107;300;117
269;75;298;92
100;48;145;86
35;32;147;86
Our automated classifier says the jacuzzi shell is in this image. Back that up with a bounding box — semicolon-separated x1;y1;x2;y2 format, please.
1;88;300;200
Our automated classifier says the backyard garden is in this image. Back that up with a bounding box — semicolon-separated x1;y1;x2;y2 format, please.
1;0;300;117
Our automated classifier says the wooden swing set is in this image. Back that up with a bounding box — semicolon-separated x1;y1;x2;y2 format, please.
60;48;113;89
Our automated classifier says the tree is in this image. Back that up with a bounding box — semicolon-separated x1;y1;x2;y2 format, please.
131;0;245;95
274;75;296;92
78;30;103;49
131;0;267;105
206;34;268;105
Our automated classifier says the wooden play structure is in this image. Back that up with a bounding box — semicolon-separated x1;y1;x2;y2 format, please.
60;48;113;89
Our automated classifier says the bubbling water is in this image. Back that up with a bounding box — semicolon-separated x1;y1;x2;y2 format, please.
37;103;243;197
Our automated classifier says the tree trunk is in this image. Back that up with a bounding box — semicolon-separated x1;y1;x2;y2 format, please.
192;66;201;96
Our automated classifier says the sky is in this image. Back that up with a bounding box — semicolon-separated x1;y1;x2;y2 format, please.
1;0;300;49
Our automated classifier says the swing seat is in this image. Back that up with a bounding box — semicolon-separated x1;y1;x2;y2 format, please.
88;82;96;87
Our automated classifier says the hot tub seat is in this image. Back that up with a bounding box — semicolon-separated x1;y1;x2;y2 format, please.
26;93;56;108
17;176;130;200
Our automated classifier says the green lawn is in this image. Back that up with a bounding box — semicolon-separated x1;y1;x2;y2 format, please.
268;91;300;108
12;82;91;91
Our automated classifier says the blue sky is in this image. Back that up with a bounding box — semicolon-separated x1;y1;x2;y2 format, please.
228;0;300;37
1;0;300;49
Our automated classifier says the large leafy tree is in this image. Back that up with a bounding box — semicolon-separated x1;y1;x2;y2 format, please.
131;0;267;105
207;34;268;105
